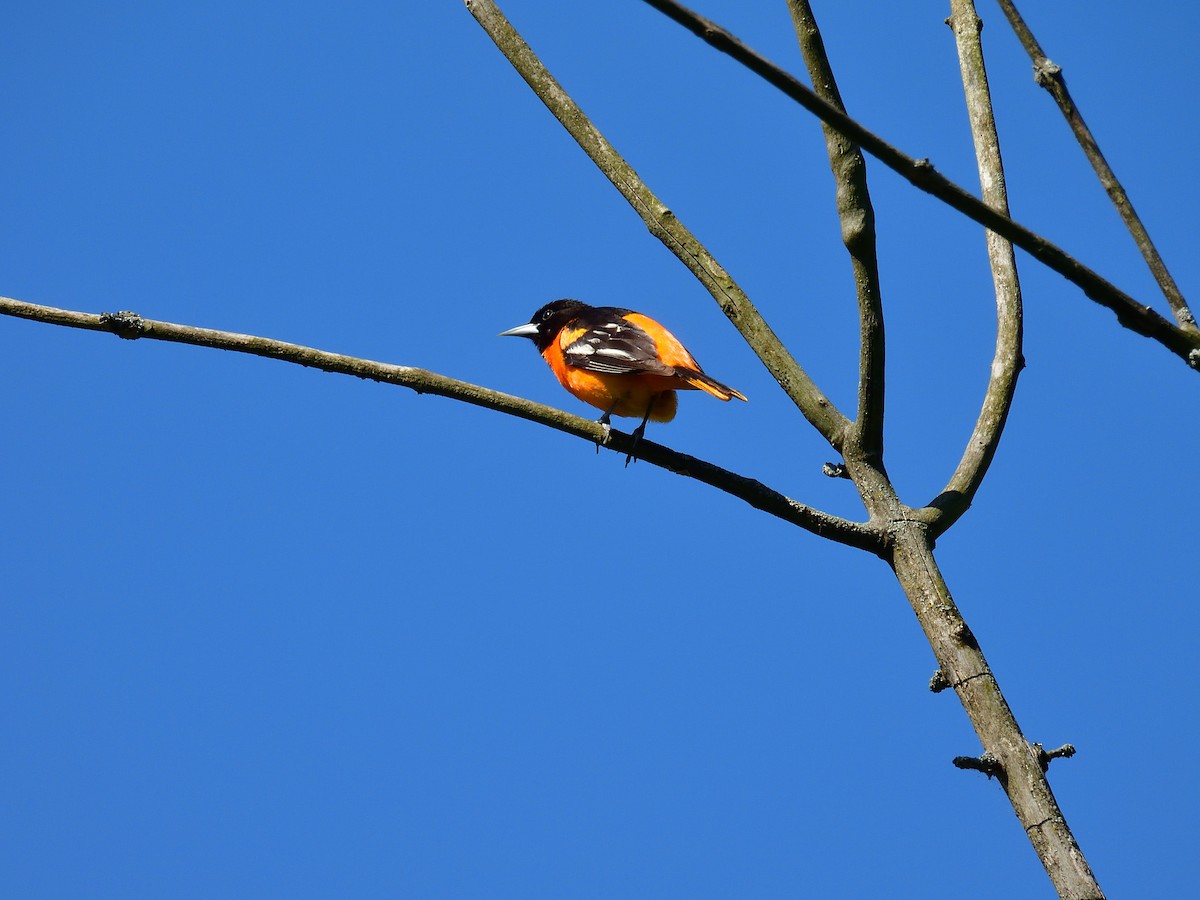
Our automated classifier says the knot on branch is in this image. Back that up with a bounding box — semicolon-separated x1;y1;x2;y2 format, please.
1034;743;1077;772
943;13;982;34
953;752;1003;779
99;310;147;340
822;461;850;479
929;669;951;693
1188;348;1200;371
952;619;979;649
910;158;936;184
1033;57;1062;87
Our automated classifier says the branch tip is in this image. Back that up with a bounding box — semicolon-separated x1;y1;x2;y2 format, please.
1034;743;1077;771
953;752;1003;778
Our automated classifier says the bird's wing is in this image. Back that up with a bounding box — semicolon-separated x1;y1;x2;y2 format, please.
558;307;676;376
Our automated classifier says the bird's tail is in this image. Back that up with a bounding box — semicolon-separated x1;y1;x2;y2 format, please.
677;368;748;402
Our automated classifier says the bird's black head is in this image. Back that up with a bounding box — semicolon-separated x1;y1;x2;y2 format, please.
499;299;590;352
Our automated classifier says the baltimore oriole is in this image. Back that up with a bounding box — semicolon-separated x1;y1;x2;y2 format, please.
500;299;746;463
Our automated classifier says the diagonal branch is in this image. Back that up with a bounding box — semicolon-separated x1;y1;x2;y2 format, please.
786;0;886;463
992;0;1196;333
464;0;851;449
0;295;883;554
927;3;1025;537
638;0;1200;372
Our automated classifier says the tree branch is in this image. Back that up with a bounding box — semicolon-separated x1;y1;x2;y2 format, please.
638;0;1200;372
463;0;852;449
0;295;882;554
992;0;1196;333
927;13;1101;897
889;521;1104;899
786;0;886;463
927;2;1024;537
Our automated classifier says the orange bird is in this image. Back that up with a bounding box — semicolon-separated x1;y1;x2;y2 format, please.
500;299;746;462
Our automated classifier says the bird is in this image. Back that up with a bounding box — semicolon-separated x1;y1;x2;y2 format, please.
500;299;746;464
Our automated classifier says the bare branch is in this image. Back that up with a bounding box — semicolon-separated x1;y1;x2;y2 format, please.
927;2;1024;536
993;0;1196;333
0;295;882;554
638;0;1200;371
890;522;1104;898
463;0;851;448
786;0;886;463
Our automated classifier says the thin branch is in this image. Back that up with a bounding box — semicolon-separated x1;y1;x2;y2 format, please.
928;2;1024;537
934;21;1100;896
993;0;1196;333
786;0;886;463
463;0;852;450
638;0;1200;371
0;295;883;554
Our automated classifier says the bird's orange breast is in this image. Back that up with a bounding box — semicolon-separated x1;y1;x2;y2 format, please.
541;340;679;422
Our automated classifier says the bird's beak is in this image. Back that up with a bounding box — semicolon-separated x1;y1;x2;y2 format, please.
498;322;539;339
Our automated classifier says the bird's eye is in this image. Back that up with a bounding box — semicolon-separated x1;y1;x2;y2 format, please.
541;309;554;321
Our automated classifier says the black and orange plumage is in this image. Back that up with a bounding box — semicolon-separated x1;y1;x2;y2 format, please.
501;299;746;462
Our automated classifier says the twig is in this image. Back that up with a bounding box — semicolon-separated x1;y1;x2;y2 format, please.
0;295;883;554
929;2;1024;536
786;0;886;462
955;744;1078;775
463;0;852;448
637;0;1200;371
992;0;1196;332
1034;743;1077;771
953;751;1004;778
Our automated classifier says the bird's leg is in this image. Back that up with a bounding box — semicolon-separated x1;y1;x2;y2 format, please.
625;398;655;467
595;403;618;454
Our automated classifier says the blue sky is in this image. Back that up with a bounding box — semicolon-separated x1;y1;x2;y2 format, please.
2;2;1196;897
